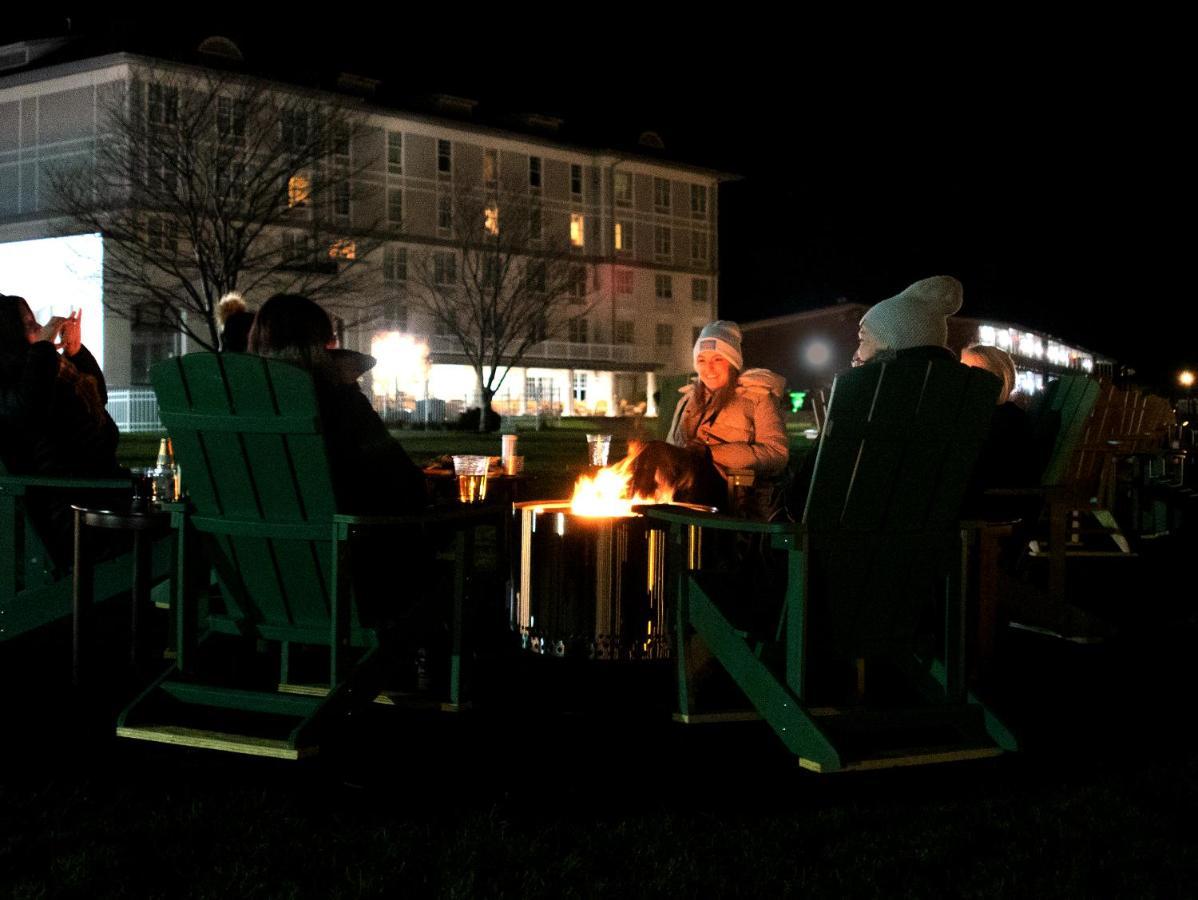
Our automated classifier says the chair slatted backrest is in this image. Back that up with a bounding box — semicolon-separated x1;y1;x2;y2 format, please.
1136;395;1176;453
801;355;999;656
1028;374;1100;488
152;353;348;642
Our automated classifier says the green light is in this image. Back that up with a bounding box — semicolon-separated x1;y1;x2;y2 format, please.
789;390;806;413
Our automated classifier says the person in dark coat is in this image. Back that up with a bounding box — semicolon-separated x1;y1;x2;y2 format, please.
960;343;1042;519
0;294;124;563
247;293;425;516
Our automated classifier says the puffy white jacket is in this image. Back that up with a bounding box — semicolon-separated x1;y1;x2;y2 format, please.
666;368;789;477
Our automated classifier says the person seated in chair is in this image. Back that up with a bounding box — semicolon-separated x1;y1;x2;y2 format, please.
631;320;788;515
248;293;425;517
787;276;970;518
959;344;1044;521
0;293;124;563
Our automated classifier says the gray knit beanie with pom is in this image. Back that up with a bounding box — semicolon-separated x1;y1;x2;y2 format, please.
859;276;963;350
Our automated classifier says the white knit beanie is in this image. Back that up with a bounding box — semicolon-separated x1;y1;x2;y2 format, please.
693;320;743;371
859;276;963;350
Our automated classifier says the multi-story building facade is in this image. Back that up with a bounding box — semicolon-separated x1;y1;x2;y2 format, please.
0;36;729;422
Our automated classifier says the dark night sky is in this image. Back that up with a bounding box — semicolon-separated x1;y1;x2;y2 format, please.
17;14;1193;388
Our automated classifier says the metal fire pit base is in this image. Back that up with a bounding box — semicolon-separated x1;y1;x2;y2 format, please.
513;500;708;662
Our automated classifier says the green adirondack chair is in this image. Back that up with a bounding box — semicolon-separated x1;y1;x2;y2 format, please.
988;373;1104;617
647;353;1016;772
116;353;502;759
0;459;172;644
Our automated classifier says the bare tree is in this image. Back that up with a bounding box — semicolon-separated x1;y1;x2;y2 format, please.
46;64;382;349
408;186;597;430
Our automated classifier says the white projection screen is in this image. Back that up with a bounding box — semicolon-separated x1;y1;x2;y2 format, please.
0;233;105;369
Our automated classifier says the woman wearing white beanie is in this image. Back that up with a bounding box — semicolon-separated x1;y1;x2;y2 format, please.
632;320;788;511
852;275;964;366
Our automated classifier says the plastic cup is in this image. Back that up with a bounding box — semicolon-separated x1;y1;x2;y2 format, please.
501;434;518;463
452;455;489;504
586;434;612;467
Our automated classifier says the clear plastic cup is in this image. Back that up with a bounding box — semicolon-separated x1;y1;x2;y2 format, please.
452;455;489;503
586;434;612;467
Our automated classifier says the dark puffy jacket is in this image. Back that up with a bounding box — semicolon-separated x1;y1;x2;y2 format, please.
1;341;123;563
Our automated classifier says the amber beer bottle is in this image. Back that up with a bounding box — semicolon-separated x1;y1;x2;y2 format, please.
154;438;179;502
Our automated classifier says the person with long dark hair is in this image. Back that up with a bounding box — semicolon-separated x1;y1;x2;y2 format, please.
247;293;425;516
0;293;123;562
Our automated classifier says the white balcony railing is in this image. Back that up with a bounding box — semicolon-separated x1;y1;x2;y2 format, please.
107;389;163;433
427;335;650;365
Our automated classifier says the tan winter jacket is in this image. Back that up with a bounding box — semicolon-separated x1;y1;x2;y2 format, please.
666;368;789;477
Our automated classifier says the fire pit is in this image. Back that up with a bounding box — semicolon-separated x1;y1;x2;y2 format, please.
512;445;712;660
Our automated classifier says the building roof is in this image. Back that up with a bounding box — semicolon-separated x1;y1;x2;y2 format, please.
0;27;740;182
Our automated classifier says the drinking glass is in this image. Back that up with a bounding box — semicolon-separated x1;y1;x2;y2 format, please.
586;434;612;467
452;455;489;504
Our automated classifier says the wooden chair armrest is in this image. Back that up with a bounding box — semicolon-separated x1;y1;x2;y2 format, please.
0;473;131;493
641;504;798;535
333;505;505;529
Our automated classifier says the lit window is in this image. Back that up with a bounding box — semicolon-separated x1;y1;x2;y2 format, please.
484;204;499;235
690;184;707;218
614;268;634;294
328;239;356;260
288;174;311;207
654;225;671;259
388;188;403;226
483;148;498;185
656;323;674;347
655;274;673;301
614;171;633;206
690;231;707;263
529;156;542;188
570;164;583;196
387;131;403;174
383;245;407;283
437;194;452;232
437;139;452;174
573;371;588;401
615;221;634;252
434;251;457;285
614;320;635;345
654;177;670;211
691;278;709;304
570;213;585;248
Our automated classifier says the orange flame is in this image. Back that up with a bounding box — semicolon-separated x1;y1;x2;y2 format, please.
570;442;674;517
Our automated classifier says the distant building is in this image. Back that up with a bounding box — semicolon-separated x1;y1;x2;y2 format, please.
741;303;1115;402
0;34;732;424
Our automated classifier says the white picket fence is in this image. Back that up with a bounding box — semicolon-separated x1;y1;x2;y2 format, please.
107;389;163;433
